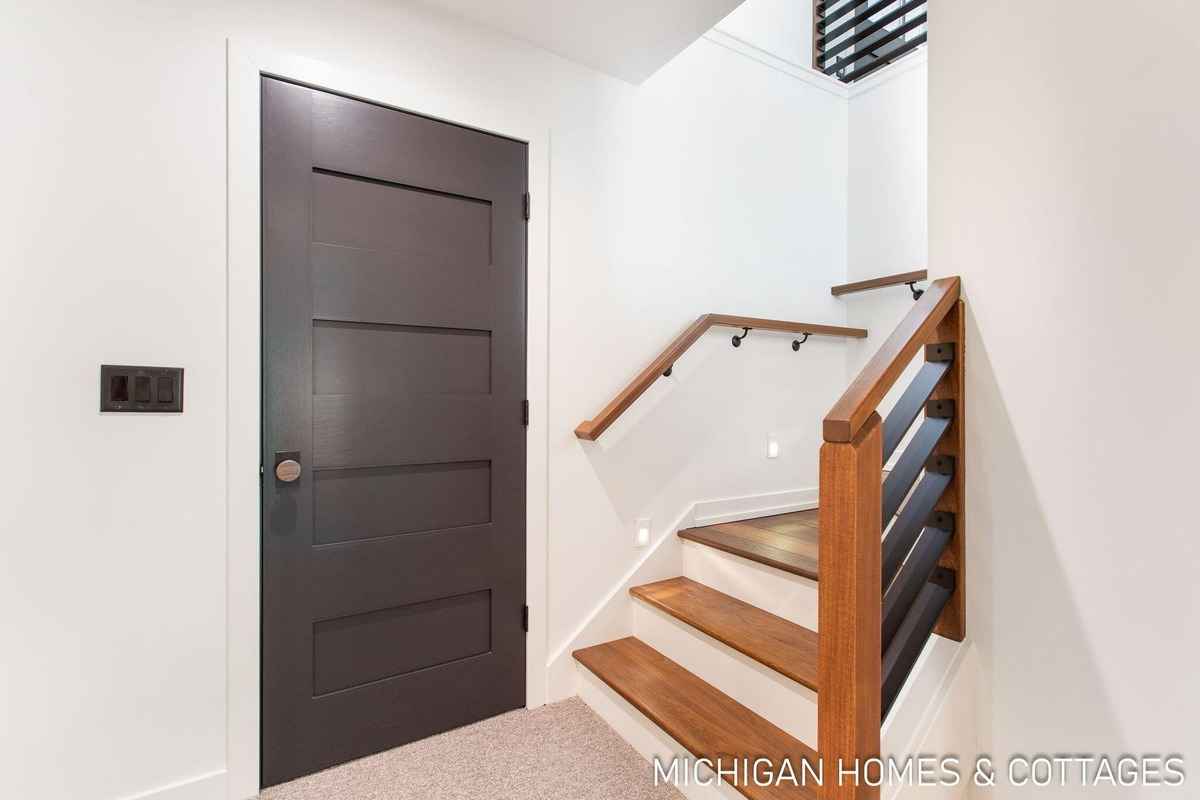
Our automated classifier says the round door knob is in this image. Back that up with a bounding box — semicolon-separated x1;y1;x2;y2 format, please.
275;459;302;483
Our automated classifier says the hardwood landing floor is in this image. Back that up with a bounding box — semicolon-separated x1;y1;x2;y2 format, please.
677;510;820;580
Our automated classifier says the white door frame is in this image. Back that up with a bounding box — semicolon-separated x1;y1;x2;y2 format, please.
226;39;550;800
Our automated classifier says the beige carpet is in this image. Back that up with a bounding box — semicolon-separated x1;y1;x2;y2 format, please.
260;697;684;800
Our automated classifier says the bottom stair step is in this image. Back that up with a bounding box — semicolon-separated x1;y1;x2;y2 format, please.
573;637;821;800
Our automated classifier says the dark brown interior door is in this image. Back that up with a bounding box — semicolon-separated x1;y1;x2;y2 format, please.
261;77;528;787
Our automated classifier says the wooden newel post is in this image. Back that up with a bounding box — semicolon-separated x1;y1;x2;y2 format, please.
819;412;882;800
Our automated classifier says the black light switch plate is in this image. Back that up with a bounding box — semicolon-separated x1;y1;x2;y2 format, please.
101;365;184;412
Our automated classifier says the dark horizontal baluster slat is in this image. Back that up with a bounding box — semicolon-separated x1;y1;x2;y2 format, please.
882;470;951;590
882;360;949;463
817;0;872;30
818;0;904;48
883;416;951;522
882;568;954;720
882;525;951;651
839;32;927;82
822;0;925;63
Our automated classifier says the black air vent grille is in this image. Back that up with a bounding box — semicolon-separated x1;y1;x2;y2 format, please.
813;0;927;84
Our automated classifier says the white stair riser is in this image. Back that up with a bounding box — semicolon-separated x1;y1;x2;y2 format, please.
632;600;818;748
576;668;745;800
681;540;819;630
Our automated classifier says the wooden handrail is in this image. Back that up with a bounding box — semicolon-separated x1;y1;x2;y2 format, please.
823;277;960;443
575;314;868;441
830;269;927;297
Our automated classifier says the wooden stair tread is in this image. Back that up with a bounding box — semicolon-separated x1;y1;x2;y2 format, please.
678;511;820;580
574;637;820;800
630;577;819;691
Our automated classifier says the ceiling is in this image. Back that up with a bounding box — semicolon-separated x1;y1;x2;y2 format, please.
417;0;746;83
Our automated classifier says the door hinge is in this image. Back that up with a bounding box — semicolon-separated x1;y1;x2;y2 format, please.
522;192;531;221
522;604;529;633
522;399;530;426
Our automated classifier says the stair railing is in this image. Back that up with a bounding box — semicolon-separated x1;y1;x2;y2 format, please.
818;276;964;799
574;314;868;441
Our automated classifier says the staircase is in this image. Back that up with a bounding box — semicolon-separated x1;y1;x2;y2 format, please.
571;276;965;799
575;514;823;799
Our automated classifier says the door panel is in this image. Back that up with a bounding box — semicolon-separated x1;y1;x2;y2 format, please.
261;77;527;786
311;170;492;267
312;393;492;468
311;243;495;330
312;589;492;695
308;525;498;619
312;321;492;397
312;462;491;545
310;91;519;200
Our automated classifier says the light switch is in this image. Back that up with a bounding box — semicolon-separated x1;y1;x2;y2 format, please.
101;365;184;412
110;374;129;403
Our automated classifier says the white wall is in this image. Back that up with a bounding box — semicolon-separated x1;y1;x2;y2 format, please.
710;0;929;413
844;53;929;437
847;56;927;286
715;0;813;66
417;0;745;83
549;16;849;666
0;1;849;799
929;1;1199;795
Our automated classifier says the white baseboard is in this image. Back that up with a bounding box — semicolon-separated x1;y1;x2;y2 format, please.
690;487;817;527
545;487;816;701
119;770;226;800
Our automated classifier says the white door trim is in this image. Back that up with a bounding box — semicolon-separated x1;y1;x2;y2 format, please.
226;38;551;799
